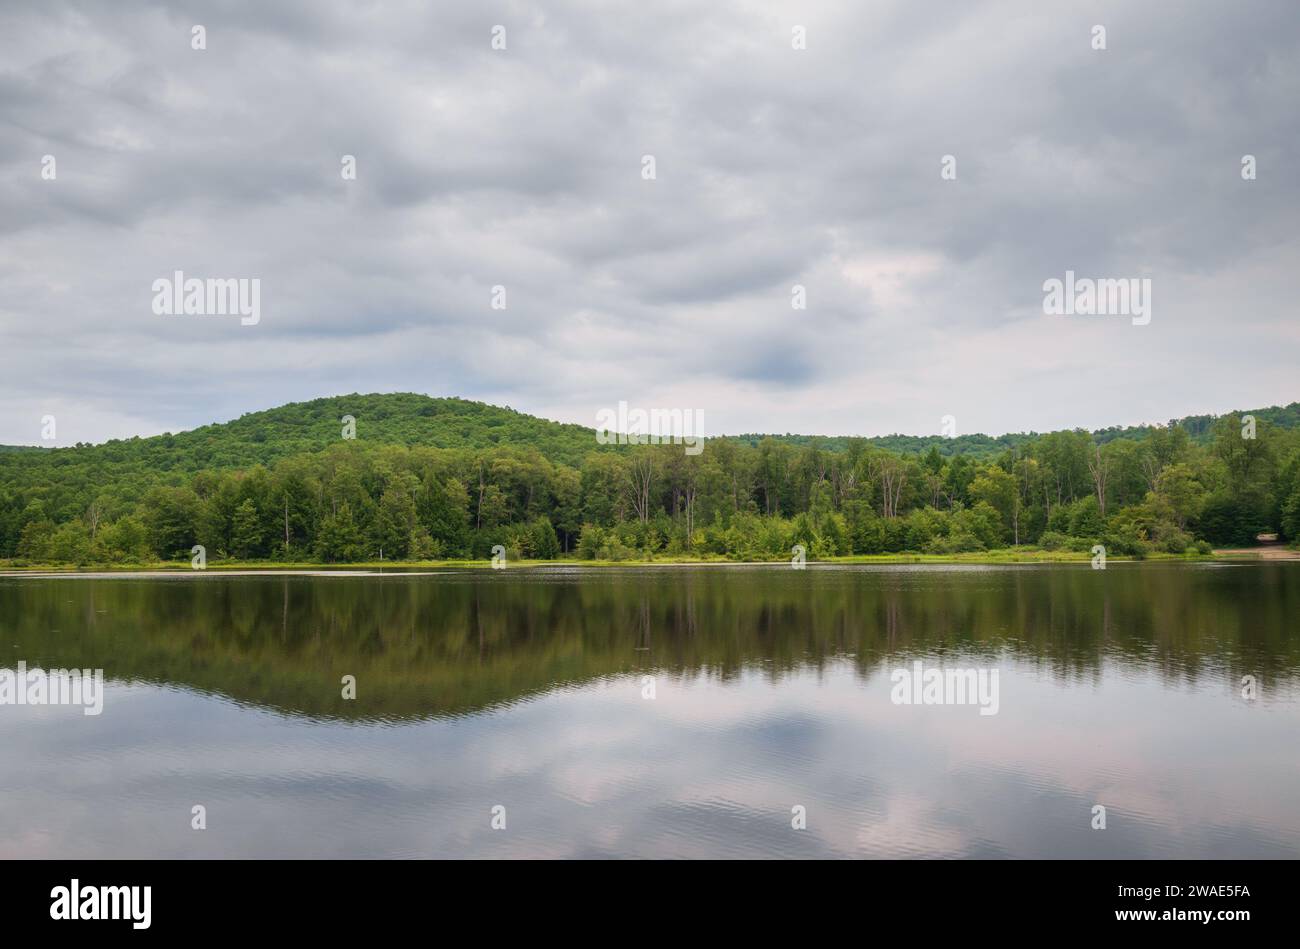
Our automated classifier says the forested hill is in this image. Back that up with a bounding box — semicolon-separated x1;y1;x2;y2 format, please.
8;393;1300;471
9;394;603;471
4;391;1299;563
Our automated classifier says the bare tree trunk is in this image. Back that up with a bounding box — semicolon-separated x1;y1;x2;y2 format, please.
85;501;103;540
1140;454;1162;494
629;454;654;524
1087;444;1110;517
869;456;908;519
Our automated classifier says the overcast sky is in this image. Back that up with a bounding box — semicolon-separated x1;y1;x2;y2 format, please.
2;0;1298;446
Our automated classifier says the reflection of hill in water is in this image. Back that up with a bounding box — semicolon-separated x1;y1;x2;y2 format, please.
3;565;1297;721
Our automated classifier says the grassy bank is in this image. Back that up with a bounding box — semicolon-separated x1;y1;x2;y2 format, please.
0;547;1238;573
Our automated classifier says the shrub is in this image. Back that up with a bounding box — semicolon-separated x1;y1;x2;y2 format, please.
925;529;984;554
1037;530;1071;551
1067;496;1105;538
843;501;885;554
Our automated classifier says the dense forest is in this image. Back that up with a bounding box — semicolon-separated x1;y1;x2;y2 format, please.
2;393;1298;565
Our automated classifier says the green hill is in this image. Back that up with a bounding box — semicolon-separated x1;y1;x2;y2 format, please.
21;393;602;471
3;392;1298;563
9;392;1299;471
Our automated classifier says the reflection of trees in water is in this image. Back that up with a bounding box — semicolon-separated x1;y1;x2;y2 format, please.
1;565;1296;720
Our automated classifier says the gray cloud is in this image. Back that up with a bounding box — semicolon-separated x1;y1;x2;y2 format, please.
1;0;1298;445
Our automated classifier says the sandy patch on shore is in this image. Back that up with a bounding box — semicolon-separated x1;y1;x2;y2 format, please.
1212;547;1300;560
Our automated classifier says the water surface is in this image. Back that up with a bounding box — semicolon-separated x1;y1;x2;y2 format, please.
1;563;1297;858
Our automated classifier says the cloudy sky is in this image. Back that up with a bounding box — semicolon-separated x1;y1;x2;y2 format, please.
2;0;1298;446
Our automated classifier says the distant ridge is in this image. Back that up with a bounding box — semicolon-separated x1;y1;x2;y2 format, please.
734;400;1300;456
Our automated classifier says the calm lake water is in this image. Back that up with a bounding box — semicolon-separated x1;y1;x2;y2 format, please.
1;563;1297;859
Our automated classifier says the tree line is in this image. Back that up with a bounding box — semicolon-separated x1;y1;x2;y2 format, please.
3;408;1298;565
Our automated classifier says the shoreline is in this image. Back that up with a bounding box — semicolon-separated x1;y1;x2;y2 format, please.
3;548;1294;576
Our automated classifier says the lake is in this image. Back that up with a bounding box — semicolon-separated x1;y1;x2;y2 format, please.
1;562;1297;858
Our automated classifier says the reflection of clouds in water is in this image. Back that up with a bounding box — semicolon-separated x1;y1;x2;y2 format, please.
2;663;1299;858
931;672;1300;852
854;794;972;858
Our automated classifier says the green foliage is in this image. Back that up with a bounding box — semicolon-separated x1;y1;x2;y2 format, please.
529;518;561;559
315;504;366;563
97;515;151;563
843;500;885;554
144;486;200;558
2;392;1297;564
231;499;263;559
1067;496;1105;539
1037;531;1071;551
